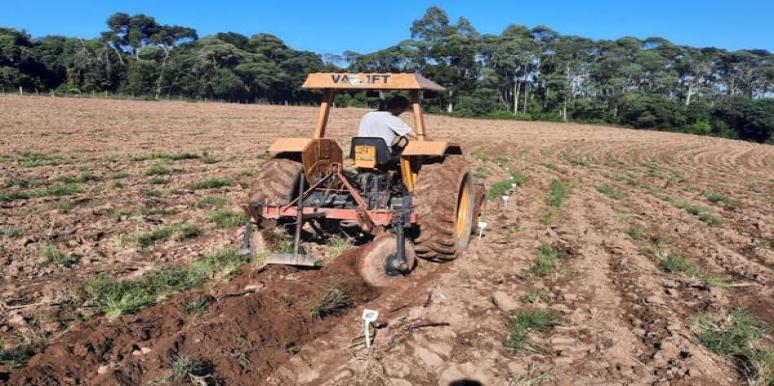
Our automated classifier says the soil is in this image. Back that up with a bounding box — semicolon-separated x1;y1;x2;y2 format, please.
1;95;772;385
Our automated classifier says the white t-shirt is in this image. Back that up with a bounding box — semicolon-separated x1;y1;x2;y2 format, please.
357;111;413;149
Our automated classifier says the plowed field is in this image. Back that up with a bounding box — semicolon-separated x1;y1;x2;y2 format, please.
1;95;772;385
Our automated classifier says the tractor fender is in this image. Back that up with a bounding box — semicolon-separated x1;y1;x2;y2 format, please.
268;138;342;183
402;141;462;156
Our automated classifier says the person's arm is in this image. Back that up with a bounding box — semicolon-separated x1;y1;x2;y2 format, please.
388;117;417;140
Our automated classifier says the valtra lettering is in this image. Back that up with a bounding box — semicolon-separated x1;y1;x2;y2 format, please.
330;74;391;85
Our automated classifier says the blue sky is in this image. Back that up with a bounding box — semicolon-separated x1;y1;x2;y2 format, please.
2;0;772;53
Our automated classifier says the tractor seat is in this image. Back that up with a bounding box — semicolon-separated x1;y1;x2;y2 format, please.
349;137;402;169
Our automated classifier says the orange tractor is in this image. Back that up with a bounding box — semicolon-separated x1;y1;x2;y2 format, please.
241;73;483;286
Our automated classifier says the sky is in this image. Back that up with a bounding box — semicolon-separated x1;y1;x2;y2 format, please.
1;0;772;54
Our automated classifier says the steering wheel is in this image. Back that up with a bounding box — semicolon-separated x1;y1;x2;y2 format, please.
392;135;409;149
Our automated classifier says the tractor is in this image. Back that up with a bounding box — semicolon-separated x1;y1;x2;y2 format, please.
241;72;483;286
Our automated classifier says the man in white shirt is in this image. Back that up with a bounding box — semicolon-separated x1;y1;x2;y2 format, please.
357;96;417;152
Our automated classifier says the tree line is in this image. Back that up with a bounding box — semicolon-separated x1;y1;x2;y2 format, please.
1;7;772;142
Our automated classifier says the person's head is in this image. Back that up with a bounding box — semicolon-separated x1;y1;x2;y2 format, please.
385;96;410;116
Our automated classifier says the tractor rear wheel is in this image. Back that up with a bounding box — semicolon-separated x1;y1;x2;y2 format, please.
240;158;303;257
247;157;304;210
412;155;476;261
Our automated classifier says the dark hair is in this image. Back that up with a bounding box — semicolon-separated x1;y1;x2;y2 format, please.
386;95;410;110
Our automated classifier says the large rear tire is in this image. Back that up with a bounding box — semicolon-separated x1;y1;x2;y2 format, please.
247;157;304;209
240;158;303;257
412;156;476;261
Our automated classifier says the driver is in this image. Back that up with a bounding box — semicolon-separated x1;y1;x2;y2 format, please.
357;96;417;152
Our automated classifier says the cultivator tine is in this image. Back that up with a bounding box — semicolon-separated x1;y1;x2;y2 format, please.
266;172;318;267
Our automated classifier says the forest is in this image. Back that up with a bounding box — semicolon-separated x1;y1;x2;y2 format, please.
1;6;772;142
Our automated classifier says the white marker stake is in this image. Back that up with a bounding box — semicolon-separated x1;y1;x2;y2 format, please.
501;195;510;208
362;309;379;348
477;221;488;241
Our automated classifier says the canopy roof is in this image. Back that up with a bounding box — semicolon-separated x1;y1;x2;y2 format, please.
302;73;445;91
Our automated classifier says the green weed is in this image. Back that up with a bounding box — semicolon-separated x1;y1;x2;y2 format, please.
693;310;773;385
17;151;64;167
545;180;568;207
473;167;490;178
38;184;82;197
4;177;43;189
660;254;703;276
673;200;722;225
520;288;546;304
191;178;231;190
184;294;215;315
89;248;244;318
596;185;623;200
167;355;216;384
0;226;26;237
311;286;352;319
703;191;739;209
41;243;81;267
327;235;353;258
487;180;512;200
53;199;76;213
122;222;199;247
626;225;645;241
0;191;31;202
506;309;561;351
209;209;246;229
510;171;526;187
522;244;563;278
196;195;228;209
0;346;33;369
145;163;171;176
148;177;167;185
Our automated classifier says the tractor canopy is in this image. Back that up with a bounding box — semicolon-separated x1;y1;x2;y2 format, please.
302;73;445;91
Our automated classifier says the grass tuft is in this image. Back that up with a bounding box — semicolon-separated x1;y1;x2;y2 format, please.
17;151;64;167
693;310;773;385
545;179;568;207
196;195;228;209
327;235;353;258
510;171;526;187
145;163;171;176
596;185;623;200
0;346;33;369
184;294;215;315
209;209;246;229
487;180;512;200
53;199;76;213
0;226;26;237
191;178;231;190
473;167;490;178
120;222;200;247
520;288;546;304
167;355;217;384
660;254;703;276
522;244;563;278
703;191;739;209
506;309;561;351
41;243;81;267
673;200;722;225
89;248;245;318
311;286;352;319
626;225;645;241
